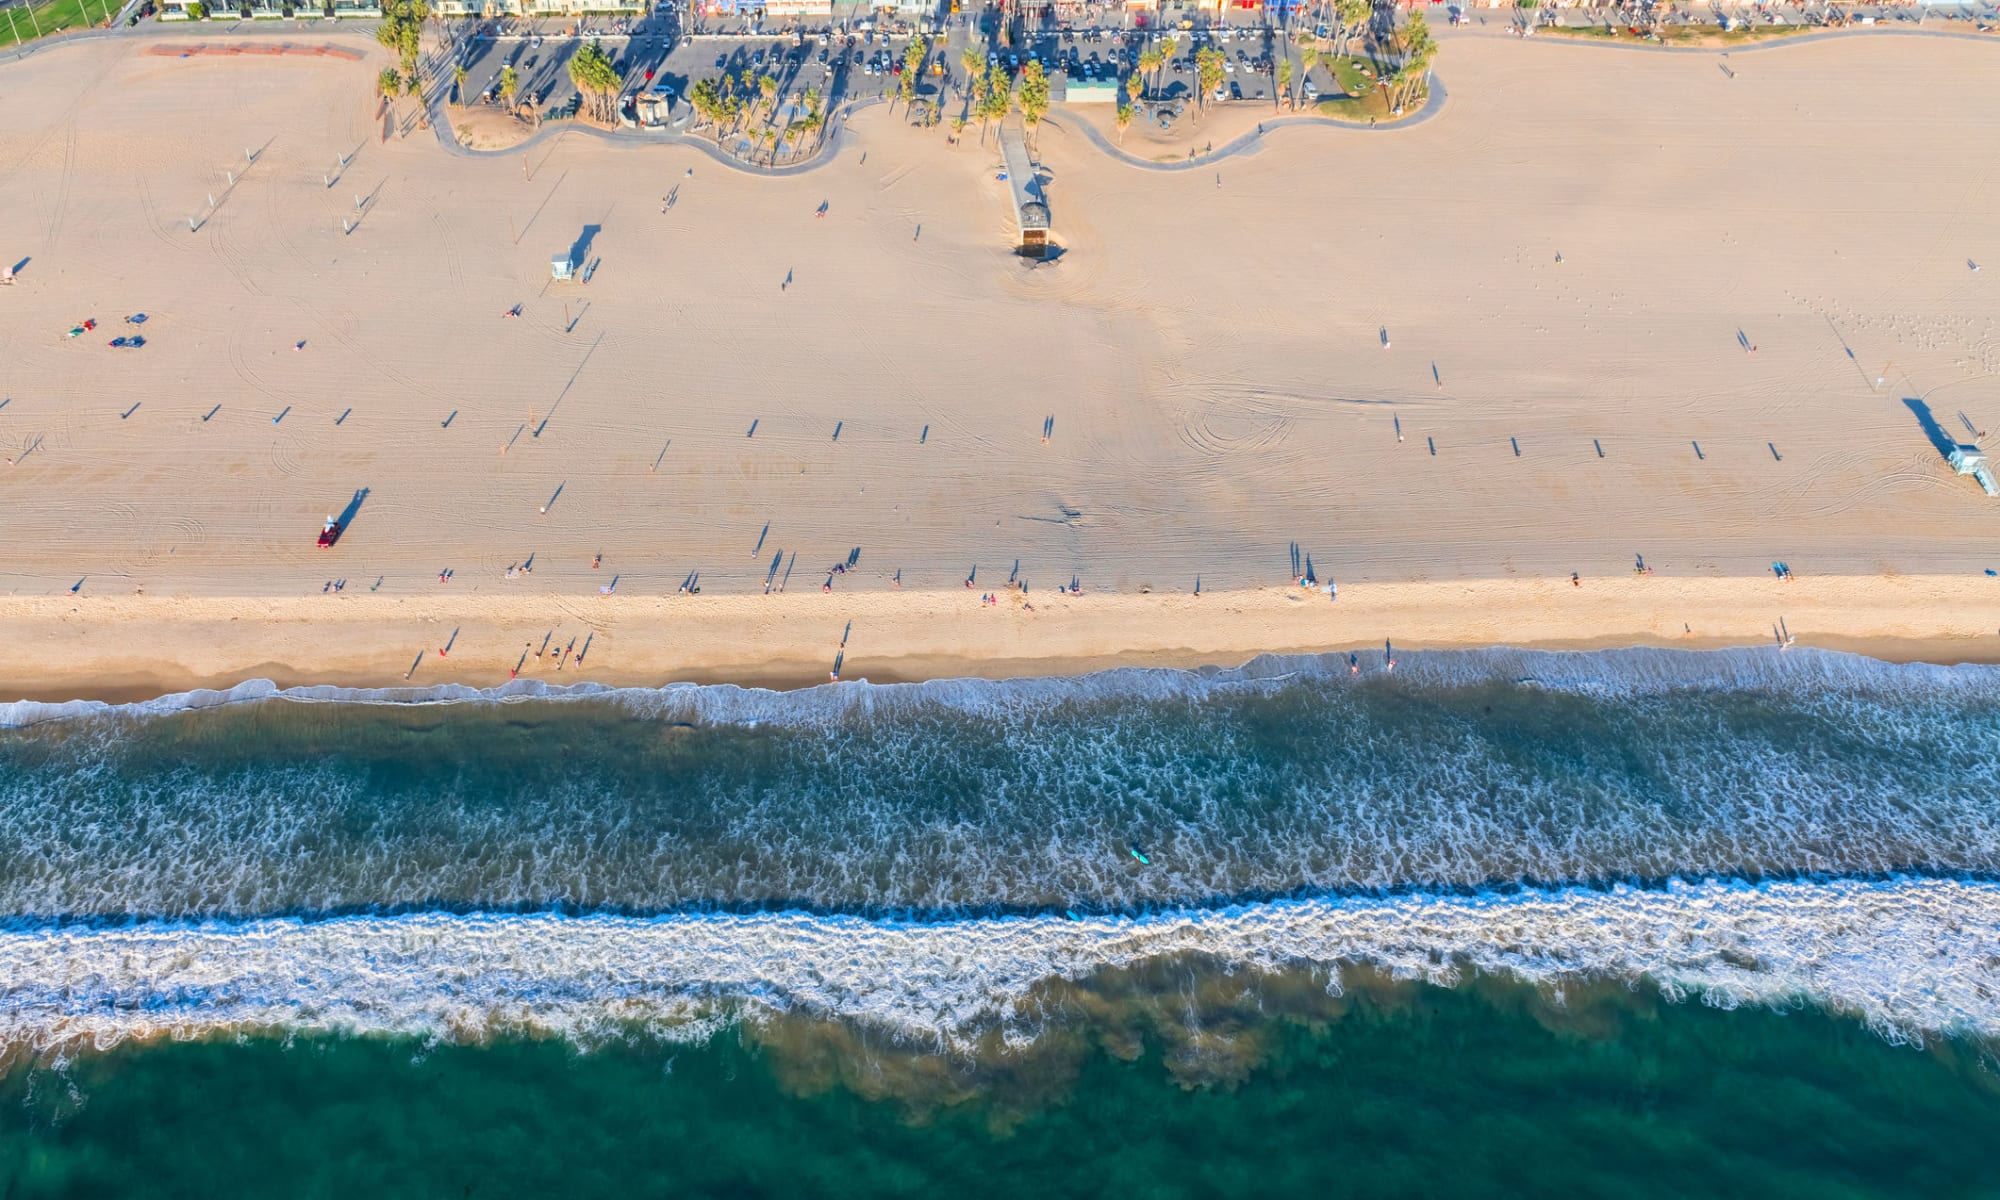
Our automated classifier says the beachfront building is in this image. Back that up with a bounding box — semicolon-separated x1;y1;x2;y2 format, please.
513;0;646;12
351;0;643;13
159;0;385;16
1061;78;1120;102
160;0;650;25
768;0;833;14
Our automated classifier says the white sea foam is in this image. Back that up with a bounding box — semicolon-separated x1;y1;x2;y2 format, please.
3;878;1996;1054
1;647;1992;731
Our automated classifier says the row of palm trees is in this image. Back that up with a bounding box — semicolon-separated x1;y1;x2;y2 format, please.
688;72;825;164
1284;2;1436;114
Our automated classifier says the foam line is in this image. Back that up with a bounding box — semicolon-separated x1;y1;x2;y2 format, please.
2;878;1994;1054
0;647;1990;730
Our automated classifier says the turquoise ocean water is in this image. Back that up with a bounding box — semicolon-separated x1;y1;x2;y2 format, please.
3;647;1999;1195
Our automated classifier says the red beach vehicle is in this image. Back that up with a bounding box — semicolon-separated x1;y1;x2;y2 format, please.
316;516;343;548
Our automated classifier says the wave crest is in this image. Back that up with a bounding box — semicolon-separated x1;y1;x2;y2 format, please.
3;878;1994;1055
2;647;1992;731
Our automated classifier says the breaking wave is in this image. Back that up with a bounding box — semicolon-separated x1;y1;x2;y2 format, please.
3;877;1996;1055
0;645;1991;730
1;648;1995;1058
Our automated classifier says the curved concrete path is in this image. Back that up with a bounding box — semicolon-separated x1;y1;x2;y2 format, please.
426;89;883;177
8;17;1993;180
1047;74;1449;173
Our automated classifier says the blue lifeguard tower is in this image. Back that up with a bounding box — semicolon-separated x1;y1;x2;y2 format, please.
1947;444;1999;497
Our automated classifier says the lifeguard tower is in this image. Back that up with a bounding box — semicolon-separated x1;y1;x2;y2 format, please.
1947;443;1999;497
550;252;575;282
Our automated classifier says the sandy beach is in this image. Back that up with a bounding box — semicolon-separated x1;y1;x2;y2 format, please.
2;30;1998;695
1;573;1997;701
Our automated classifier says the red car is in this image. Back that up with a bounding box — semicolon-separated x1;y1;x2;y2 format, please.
317;518;343;548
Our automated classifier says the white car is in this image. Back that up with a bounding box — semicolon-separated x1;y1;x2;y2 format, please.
1303;79;1318;97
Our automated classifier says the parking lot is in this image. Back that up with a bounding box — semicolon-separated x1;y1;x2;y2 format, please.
440;0;2000;134
439;2;1349;132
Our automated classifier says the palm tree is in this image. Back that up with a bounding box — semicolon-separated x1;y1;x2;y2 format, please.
1194;47;1224;120
1334;0;1368;58
689;78;722;128
1136;46;1161;101
976;68;1009;144
1017;60;1048;145
1156;34;1178;96
1276;58;1290;110
1392;10;1436;110
450;63;468;105
498;64;518;109
1115;102;1133;145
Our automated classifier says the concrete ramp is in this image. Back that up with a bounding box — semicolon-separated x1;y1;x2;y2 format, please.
999;118;1049;256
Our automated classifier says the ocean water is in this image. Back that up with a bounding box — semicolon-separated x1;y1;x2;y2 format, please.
4;647;2000;1193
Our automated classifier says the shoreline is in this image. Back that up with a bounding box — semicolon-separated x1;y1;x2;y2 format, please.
4;574;1997;704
